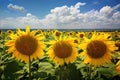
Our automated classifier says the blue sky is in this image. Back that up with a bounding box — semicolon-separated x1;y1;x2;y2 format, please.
0;0;120;29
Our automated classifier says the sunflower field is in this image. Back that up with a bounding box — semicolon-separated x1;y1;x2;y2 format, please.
0;26;120;80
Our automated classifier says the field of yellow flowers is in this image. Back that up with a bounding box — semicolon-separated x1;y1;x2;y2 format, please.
0;26;120;80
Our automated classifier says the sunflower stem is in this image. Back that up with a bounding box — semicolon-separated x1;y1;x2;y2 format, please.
98;72;101;80
28;55;31;80
88;65;92;80
58;65;68;80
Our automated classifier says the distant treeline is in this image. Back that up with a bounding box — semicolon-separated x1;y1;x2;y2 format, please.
0;29;120;32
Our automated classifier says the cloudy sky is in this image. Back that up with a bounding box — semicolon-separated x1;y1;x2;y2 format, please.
0;0;120;29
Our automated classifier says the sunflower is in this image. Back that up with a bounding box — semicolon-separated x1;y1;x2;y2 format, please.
47;36;78;66
53;30;61;40
76;32;85;39
115;41;120;51
80;32;118;67
5;26;45;63
36;29;44;35
7;30;14;34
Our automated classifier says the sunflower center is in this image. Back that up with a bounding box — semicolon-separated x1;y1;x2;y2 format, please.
53;41;72;58
55;32;61;37
69;32;73;35
79;34;84;38
15;35;38;55
86;40;107;58
74;39;78;43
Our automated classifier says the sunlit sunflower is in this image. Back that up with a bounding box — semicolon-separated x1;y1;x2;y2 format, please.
74;38;80;44
76;32;85;39
5;26;45;63
7;30;14;34
47;36;78;65
67;31;75;37
53;30;61;40
36;29;44;35
115;41;120;51
80;32;118;67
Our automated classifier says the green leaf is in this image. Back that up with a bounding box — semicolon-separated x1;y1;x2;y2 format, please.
97;67;118;78
0;48;3;52
38;72;47;78
38;62;55;75
18;62;25;67
4;61;23;79
0;43;3;48
76;62;86;69
15;69;24;74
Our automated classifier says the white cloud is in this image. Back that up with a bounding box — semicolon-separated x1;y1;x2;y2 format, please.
7;3;25;12
42;2;86;28
41;2;120;29
0;2;120;29
75;2;86;8
0;13;45;29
